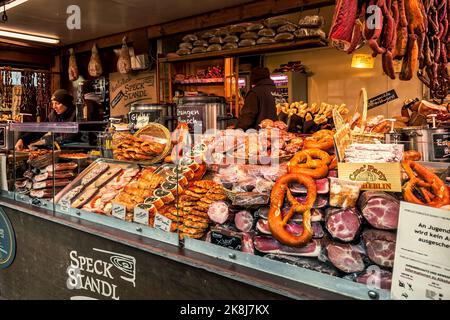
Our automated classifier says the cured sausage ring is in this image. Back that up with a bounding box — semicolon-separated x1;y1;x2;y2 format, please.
287;149;329;179
402;160;450;208
268;173;317;247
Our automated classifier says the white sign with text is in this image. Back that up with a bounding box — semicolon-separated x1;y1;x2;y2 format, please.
391;202;450;300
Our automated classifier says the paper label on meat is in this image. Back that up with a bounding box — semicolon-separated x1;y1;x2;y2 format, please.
111;203;126;220
391;202;450;300
60;199;70;213
153;213;171;232
133;206;149;225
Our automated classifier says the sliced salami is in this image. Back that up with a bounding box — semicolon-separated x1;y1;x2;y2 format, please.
207;201;230;224
234;210;254;232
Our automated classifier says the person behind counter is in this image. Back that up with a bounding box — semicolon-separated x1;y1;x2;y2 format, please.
236;67;278;130
15;89;80;151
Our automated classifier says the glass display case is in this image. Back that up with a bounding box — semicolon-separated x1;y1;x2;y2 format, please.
2;121;394;300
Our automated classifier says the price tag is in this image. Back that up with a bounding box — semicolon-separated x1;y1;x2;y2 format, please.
133;206;149;225
136;115;149;129
112;203;126;220
60;199;70;213
153;213;172;232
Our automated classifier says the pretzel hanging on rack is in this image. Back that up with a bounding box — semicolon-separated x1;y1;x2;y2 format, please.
268;173;316;247
402;160;450;208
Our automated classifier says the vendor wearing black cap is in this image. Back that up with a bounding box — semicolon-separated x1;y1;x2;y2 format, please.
15;89;80;151
236;67;278;130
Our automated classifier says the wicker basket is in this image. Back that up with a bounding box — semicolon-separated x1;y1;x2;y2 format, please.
334;88;385;144
134;123;172;164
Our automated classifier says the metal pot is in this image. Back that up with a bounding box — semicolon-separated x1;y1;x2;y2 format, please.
128;103;175;132
177;96;229;133
401;126;450;162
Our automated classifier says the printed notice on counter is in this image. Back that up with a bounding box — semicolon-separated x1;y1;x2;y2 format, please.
111;203;126;220
153;213;172;232
133;206;149;225
391;202;450;300
60;199;70;213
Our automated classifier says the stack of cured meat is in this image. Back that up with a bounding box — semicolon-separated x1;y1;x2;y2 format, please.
16;162;79;200
203;129;400;290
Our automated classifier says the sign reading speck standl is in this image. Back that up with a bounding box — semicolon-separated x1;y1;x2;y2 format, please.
0;208;16;269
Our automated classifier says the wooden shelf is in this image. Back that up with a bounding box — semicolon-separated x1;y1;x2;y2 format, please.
173;79;224;85
160;38;328;63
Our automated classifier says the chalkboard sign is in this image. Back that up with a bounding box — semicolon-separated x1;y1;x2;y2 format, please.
432;133;450;160
176;105;204;134
368;90;398;110
0;208;16;269
210;231;242;251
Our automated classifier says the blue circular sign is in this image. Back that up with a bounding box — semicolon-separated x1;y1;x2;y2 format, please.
0;208;16;269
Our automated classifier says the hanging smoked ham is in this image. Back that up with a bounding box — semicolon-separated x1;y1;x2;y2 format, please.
68;48;79;81
117;36;131;74
88;44;103;78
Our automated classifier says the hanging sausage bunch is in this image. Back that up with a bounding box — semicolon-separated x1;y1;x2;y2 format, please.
329;0;449;99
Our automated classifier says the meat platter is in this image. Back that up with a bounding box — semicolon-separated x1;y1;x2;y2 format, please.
54;159;141;205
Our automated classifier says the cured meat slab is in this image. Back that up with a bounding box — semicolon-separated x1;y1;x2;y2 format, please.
256;219;324;239
258;206;324;222
234;210;254;232
325;207;362;242
356;266;392;290
363;229;396;268
358;192;400;230
325;242;365;273
264;254;340;276
290;178;329;194
254;236;321;257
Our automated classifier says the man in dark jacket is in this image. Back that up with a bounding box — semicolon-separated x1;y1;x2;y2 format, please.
236;67;278;130
15;89;80;150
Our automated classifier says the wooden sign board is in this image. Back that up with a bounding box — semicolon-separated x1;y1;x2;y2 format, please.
337;162;402;192
109;71;157;117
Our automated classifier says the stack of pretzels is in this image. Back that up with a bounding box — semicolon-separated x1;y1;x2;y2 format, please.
268;129;337;247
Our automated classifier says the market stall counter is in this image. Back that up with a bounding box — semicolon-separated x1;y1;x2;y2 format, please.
2;120;448;300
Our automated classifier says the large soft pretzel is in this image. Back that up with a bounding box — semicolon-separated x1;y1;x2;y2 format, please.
402;160;450;208
287;149;329;179
303;130;335;151
268;173;317;246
